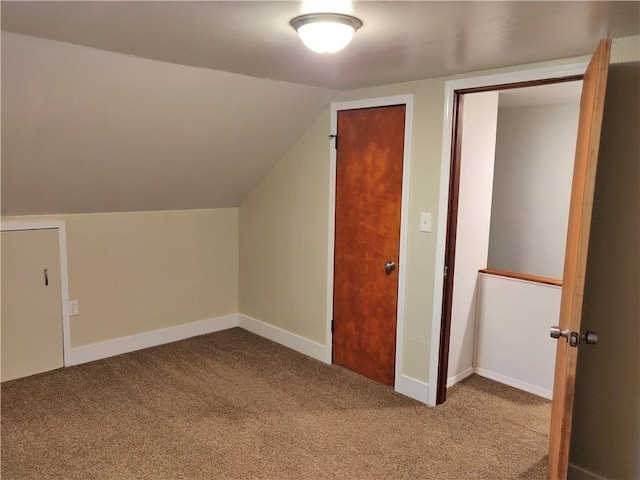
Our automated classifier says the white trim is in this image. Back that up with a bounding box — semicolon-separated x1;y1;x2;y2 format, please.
325;104;337;363
239;314;326;362
427;62;589;406
397;374;430;404
67;314;240;366
568;463;609;480
474;367;552;400
447;366;474;388
1;221;72;367
395;98;413;392
326;95;415;396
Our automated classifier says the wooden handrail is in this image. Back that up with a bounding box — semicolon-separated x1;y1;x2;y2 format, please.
479;268;562;287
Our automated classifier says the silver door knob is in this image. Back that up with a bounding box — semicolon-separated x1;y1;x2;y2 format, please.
550;326;569;339
384;261;396;275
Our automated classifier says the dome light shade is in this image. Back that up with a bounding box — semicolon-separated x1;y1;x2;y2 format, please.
290;13;363;54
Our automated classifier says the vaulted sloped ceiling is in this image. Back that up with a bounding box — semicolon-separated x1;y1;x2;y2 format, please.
1;33;337;215
1;1;638;215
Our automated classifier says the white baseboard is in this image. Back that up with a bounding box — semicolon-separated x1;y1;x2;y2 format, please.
67;314;240;366
568;463;609;480
238;314;326;362
66;313;431;407
396;374;430;404
474;367;552;399
66;313;326;367
447;366;474;388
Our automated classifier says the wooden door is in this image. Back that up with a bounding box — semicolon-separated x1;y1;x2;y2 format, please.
332;105;405;386
549;39;611;479
1;229;64;381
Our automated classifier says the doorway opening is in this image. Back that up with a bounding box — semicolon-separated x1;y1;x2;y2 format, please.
428;63;591;408
441;79;584;403
434;40;612;478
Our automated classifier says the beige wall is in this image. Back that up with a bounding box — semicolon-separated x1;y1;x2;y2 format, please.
2;208;239;347
239;110;330;344
239;36;639;384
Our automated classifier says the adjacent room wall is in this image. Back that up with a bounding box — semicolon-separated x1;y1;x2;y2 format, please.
2;208;239;347
447;91;499;385
488;103;579;279
569;62;640;480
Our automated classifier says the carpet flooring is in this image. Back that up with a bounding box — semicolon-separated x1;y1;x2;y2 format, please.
1;328;551;479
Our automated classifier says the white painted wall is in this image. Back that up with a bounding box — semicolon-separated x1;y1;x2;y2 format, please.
474;273;559;398
447;91;499;385
488;103;579;279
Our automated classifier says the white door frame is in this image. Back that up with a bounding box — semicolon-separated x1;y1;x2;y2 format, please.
1;220;72;366
427;63;588;406
325;95;414;393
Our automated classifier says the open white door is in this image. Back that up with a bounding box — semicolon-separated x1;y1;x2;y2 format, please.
548;39;612;479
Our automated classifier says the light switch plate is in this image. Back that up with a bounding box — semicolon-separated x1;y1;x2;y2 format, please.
420;212;432;233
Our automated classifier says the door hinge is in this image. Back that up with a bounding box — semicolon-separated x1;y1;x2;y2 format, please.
328;134;338;149
444;265;448;278
331;319;335;334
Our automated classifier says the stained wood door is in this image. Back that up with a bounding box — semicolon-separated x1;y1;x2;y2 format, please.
549;39;611;479
332;105;405;386
1;229;64;381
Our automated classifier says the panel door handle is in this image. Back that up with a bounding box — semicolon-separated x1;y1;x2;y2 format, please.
384;261;396;275
550;326;598;346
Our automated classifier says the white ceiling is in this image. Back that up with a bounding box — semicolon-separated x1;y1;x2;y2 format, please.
1;2;638;215
2;1;639;90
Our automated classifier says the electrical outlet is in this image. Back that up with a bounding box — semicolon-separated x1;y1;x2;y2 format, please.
69;300;79;316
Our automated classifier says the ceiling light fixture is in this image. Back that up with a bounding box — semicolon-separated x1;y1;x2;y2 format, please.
290;13;363;54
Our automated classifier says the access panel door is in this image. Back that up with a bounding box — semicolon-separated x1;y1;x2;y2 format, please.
1;229;64;381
